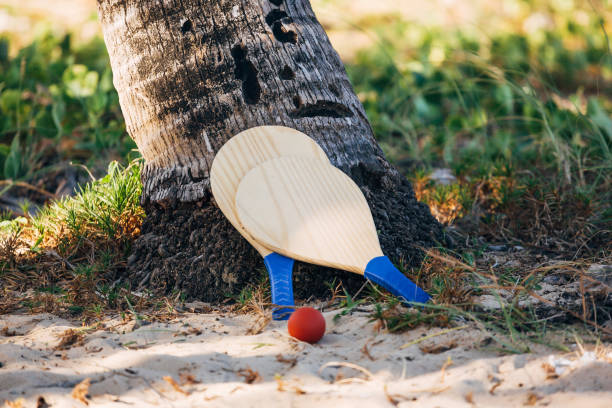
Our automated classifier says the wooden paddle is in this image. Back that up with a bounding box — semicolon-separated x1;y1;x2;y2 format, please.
210;126;330;319
235;157;431;304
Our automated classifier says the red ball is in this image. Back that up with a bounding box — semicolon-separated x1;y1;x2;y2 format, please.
287;307;326;343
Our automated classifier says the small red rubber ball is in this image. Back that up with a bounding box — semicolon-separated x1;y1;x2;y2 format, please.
287;307;326;343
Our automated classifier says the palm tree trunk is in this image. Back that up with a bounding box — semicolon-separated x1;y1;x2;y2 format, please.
97;0;443;301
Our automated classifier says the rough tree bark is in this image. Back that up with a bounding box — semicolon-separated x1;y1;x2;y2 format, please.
97;0;444;301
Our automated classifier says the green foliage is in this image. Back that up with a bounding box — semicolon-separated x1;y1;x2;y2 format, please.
36;160;143;245
347;19;611;180
333;288;365;322
346;10;611;253
0;33;135;183
63;64;99;99
1;159;142;267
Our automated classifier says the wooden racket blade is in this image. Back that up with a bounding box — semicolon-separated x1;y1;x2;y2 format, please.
210;126;329;257
210;126;330;318
236;156;431;304
235;156;382;273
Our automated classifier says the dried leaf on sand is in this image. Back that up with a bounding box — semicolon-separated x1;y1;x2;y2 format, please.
275;375;306;394
276;354;298;368
524;392;541;406
419;340;457;354
55;329;83;350
36;396;50;408
384;384;401;406
71;378;91;405
361;342;376;361
179;373;201;386
237;367;262;384
163;376;190;395
0;327;17;337
4;398;25;408
541;362;560;380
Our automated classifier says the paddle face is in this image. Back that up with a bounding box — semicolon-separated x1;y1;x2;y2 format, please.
235;157;384;274
210;126;329;256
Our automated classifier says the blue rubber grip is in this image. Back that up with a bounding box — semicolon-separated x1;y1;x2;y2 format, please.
364;256;431;304
263;253;295;320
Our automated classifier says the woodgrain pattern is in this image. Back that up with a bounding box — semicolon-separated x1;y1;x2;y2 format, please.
210;126;329;256
236;157;384;274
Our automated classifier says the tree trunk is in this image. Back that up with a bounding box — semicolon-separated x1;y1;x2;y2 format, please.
97;0;443;301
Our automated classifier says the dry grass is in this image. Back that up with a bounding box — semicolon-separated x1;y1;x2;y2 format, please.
413;170;610;258
360;243;611;354
0;162;149;320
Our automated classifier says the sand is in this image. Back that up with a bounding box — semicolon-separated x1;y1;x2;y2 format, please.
1;307;611;407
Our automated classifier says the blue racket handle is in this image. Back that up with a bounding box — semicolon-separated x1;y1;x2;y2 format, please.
263;253;295;320
364;256;431;304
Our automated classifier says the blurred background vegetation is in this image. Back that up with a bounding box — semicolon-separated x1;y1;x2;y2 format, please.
0;0;610;316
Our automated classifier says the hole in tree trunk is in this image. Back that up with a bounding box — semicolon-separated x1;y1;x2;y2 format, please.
265;9;288;27
272;21;297;44
292;95;302;108
181;19;192;34
290;100;354;118
279;64;295;80
269;0;284;6
231;44;262;105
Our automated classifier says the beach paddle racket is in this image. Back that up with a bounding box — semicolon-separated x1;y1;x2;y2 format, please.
210;126;329;319
235;156;431;304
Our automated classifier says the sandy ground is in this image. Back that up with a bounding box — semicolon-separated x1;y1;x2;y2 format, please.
1;308;611;407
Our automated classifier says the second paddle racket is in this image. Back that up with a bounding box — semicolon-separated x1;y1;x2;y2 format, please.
210;126;330;319
235;156;431;304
